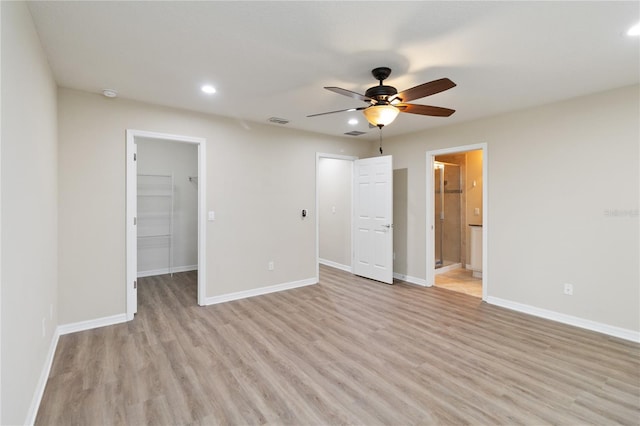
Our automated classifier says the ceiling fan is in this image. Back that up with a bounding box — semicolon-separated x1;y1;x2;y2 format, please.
308;67;456;128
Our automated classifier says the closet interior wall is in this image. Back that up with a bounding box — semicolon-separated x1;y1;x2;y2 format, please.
136;138;198;277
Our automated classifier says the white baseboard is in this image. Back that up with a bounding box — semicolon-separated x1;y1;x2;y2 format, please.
26;313;129;424
204;277;317;305
137;264;198;278
486;296;640;343
434;262;462;275
319;258;352;273
25;328;60;426
393;272;429;287
57;313;128;336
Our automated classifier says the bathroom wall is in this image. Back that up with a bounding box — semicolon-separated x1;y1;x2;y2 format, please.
465;150;483;265
465;150;483;225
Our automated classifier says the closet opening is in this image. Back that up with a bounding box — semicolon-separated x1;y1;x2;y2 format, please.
126;130;207;319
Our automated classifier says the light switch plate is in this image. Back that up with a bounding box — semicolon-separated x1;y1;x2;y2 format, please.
208;211;215;221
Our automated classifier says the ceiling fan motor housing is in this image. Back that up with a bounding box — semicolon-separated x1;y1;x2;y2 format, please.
365;85;397;103
366;67;397;104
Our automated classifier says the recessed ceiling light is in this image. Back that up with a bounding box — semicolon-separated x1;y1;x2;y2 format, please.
201;85;216;94
102;89;117;98
348;118;358;125
628;22;640;36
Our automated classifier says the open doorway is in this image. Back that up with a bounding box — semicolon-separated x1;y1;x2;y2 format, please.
316;154;356;278
126;130;207;319
136;139;198;277
316;153;394;285
426;144;487;300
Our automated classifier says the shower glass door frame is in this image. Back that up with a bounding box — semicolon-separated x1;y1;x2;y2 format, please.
434;161;462;270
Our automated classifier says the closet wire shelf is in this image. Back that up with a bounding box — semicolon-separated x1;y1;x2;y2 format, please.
137;173;174;276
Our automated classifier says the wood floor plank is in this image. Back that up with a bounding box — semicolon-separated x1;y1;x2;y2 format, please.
36;265;640;425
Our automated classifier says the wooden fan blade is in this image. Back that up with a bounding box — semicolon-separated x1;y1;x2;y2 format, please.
307;107;366;118
325;87;371;102
396;103;455;117
395;78;456;103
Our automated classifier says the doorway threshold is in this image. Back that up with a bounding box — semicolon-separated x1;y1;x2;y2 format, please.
435;262;462;275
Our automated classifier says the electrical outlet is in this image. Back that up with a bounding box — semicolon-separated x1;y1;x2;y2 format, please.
268;261;274;271
563;283;573;295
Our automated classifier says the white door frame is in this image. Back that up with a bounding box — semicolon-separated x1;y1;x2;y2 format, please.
126;129;207;320
315;153;357;281
426;143;488;300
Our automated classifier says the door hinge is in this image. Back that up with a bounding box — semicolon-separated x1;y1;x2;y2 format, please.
134;280;137;289
133;153;137;161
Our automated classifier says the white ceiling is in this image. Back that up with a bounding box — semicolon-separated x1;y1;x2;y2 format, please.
27;1;639;140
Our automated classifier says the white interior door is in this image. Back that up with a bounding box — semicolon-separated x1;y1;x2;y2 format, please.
353;155;393;284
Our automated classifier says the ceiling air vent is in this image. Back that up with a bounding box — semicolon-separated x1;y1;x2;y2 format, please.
344;131;366;136
268;117;289;125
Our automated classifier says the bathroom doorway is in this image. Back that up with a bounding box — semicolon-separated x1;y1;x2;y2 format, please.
426;144;487;299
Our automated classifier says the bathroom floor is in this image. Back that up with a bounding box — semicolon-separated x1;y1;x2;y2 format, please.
435;268;482;298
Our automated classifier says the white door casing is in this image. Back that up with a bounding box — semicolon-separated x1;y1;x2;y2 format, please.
126;137;138;316
126;129;207;320
353;155;393;284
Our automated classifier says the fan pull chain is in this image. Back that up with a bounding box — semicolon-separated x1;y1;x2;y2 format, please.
378;125;384;155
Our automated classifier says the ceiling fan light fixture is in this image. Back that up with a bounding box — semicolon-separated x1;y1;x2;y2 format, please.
362;104;400;127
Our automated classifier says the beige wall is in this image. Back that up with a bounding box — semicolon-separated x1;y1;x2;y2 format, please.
58;88;372;324
380;84;639;332
1;2;59;424
318;158;352;268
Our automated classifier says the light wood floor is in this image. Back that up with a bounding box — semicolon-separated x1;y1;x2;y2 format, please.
36;266;640;425
435;267;482;298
